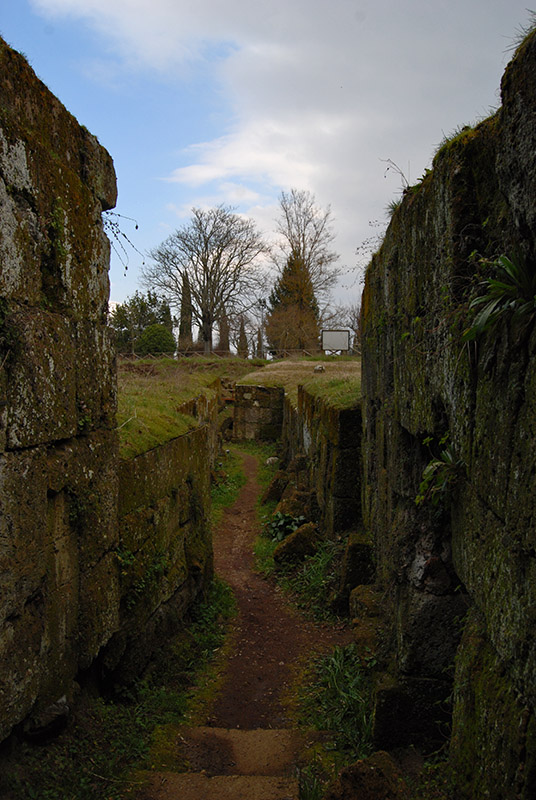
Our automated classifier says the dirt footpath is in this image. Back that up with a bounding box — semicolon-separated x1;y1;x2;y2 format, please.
209;451;351;729
136;450;351;799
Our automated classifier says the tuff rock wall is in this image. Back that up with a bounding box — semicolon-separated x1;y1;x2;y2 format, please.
282;386;362;537
0;39;119;741
361;31;536;798
0;40;214;743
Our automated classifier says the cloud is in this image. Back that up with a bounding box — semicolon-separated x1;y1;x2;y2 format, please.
31;0;531;299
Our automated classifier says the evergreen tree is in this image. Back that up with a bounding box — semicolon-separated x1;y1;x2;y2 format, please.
269;252;319;316
178;273;193;352
217;309;230;353
237;316;249;358
266;252;320;353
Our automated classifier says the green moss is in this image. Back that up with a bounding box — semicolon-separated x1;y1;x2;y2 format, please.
450;610;534;799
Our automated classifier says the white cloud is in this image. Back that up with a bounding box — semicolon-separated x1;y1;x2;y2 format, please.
30;0;533;301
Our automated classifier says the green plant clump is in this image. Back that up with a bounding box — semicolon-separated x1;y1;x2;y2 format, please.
462;253;536;341
415;434;464;507
299;643;374;758
264;510;307;542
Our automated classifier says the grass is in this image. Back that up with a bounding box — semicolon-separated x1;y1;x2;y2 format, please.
295;643;375;800
210;446;247;527
406;759;455;800
301;376;361;410
117;356;261;458
298;643;374;757
263;538;346;621
1;578;236;800
241;358;361;407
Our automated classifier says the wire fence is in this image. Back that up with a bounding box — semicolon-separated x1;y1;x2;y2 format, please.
117;347;360;362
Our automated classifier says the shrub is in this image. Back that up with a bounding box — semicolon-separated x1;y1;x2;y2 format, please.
135;323;176;356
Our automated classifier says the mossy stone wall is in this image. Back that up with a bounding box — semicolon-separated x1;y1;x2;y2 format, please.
282;386;362;536
0;39;215;745
233;384;284;440
0;39;118;740
361;31;536;797
102;422;214;685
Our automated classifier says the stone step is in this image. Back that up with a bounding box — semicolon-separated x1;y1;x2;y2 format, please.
134;727;326;799
175;726;319;776
138;772;298;800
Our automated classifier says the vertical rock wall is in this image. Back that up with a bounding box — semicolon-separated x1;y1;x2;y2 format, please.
0;41;119;739
283;387;362;537
102;425;214;686
361;31;536;797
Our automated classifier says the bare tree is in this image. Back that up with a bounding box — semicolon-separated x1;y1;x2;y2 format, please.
274;188;341;303
142;205;269;353
323;301;361;352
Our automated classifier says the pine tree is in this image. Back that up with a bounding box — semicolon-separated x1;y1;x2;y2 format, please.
269;252;319;317
266;252;320;353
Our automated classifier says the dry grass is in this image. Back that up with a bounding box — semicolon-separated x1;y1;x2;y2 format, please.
241;358;361;407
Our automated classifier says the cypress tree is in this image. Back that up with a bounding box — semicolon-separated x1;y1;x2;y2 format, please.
178;273;193;352
237;316;249;358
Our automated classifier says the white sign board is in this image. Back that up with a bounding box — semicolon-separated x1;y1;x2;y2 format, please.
321;329;351;352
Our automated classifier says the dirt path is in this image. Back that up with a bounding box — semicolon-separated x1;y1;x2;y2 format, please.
136;450;351;799
208;450;351;729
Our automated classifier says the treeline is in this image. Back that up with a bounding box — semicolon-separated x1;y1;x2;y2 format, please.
109;189;360;357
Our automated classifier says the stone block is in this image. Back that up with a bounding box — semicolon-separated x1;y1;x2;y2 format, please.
339;530;375;593
397;587;467;679
273;522;321;564
75;321;117;431
450;608;536;800
78;552;120;669
373;674;451;752
6;308;77;448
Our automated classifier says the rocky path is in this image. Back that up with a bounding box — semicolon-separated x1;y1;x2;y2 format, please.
136;451;351;800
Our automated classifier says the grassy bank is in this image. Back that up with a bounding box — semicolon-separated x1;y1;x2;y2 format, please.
241;358;361;406
117;356;264;458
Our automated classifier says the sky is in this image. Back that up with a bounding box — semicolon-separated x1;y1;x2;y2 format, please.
0;0;532;309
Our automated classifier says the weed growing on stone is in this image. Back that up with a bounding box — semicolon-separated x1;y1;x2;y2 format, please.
2;578;235;800
462;253;536;342
264;510;307;541
415;434;464;507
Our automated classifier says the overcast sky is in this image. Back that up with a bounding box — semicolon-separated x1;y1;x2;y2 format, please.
1;0;531;307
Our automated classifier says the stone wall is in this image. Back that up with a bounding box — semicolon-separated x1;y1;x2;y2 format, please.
0;40;215;743
233;384;284;440
282;387;362;537
361;31;536;797
0;39;118;740
101;425;213;686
